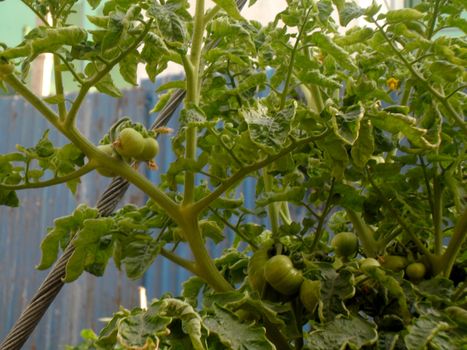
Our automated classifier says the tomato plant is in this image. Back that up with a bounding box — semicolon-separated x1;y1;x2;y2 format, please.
0;0;466;349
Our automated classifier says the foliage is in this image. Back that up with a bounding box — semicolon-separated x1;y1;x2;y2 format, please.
1;0;466;349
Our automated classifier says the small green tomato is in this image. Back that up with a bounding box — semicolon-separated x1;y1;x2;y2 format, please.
331;232;358;258
135;137;160;161
405;262;426;281
96;144;117;177
114;128;145;158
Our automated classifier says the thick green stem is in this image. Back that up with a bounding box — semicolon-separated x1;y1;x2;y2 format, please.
441;208;467;277
181;213;232;292
182;0;205;205
262;169;280;239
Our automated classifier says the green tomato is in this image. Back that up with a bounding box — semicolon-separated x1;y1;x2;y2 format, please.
331;232;358;258
405;262;426;281
96;144;117;177
264;255;303;296
359;258;380;273
299;279;321;313
114;128;145;158
135;137;159;161
380;255;408;272
247;240;273;293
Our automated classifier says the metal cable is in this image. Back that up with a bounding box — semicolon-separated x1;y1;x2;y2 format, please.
0;2;246;348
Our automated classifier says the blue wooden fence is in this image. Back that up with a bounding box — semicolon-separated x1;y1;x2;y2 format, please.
0;77;187;349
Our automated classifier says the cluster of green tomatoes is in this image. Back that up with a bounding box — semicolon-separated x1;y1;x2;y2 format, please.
247;232;428;316
96;119;161;177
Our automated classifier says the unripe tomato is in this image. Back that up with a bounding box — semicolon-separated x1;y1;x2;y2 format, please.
380;255;408;272
405;262;426;281
299;279;321;313
114;128;145;158
96;144;117;177
359;258;380;273
247;240;273;293
264;255;303;296
135;137;159;161
331;232;358;258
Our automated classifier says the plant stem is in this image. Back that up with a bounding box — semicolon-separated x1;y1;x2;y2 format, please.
441;208;467;277
280;201;292;225
3;73;63;132
0;162;95;190
279;7;312;110
183;0;205;205
53;54;67;120
262;169;281;239
180;213;232;292
432;174;443;255
20;0;50;27
191;133;327;214
310;178;335;252
66;21;153;127
160;248;198;275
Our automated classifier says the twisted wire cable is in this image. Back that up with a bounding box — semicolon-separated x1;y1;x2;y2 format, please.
0;2;246;348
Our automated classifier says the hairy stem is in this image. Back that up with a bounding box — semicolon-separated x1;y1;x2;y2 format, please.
263;169;281;239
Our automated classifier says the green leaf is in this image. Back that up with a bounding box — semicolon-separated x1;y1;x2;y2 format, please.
351;118;374;168
37;205;99;270
242;101;296;153
199;220;224;243
0;189;19;207
119;50;139;86
385;8;424;23
87;0;102;10
306;315;378;350
318;269;355;321
337;2;364;26
212;0;244;20
404;315;451;350
64;217;114;282
120;238;162;279
148;3;187;50
204;304;275;350
309;32;357;71
117;310;171;348
298;69;341;89
85;63;122;97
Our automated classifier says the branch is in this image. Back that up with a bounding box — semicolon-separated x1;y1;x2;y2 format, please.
20;0;50;27
0;162;95;190
160;248;198;275
191;133;328;214
3;72;63;132
65;20;153;127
